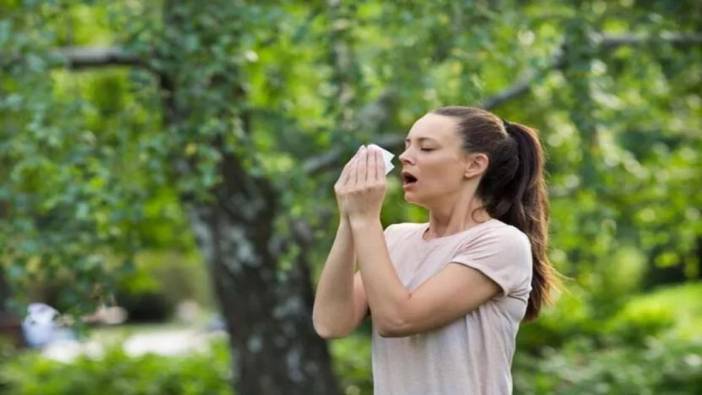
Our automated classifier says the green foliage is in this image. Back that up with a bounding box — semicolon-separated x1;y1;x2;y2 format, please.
3;0;700;310
329;335;373;395
0;341;232;395
519;281;702;350
605;283;702;342
0;335;374;395
514;335;702;395
515;282;702;393
1;0;702;392
604;302;675;346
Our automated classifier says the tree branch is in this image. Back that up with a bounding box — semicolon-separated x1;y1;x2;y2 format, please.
37;31;700;175
55;47;145;70
301;46;565;175
49;33;700;71
302;31;701;175
479;46;567;110
598;32;702;50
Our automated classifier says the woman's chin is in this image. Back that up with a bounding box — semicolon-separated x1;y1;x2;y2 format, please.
403;192;420;204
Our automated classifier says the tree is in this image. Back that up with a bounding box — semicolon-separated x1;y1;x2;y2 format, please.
2;1;701;393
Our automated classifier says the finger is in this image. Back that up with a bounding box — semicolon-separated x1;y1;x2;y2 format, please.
341;147;363;185
350;148;359;186
341;157;355;185
375;148;384;181
351;151;363;185
369;146;379;181
357;146;368;185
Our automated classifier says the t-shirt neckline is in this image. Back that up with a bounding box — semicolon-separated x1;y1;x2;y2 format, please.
420;218;497;243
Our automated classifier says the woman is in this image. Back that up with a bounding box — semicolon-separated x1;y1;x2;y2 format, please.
312;106;560;395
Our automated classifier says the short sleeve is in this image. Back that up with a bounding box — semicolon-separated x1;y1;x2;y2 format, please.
383;224;394;236
383;223;396;241
449;227;532;297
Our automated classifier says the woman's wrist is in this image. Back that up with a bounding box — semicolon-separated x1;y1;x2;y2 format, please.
348;215;381;231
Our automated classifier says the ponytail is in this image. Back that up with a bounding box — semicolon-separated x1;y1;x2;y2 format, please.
432;106;561;322
499;120;559;322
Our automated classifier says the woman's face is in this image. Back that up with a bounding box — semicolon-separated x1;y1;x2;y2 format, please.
398;113;474;207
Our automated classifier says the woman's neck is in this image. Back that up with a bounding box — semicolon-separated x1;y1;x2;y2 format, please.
425;196;491;238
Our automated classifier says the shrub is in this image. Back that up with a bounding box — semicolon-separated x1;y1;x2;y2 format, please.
513;334;702;395
603;302;675;346
330;334;373;395
0;340;232;395
514;282;702;394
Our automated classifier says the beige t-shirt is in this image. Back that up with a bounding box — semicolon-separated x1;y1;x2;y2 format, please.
372;218;533;395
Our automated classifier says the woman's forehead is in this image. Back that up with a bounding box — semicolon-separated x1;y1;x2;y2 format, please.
406;113;459;143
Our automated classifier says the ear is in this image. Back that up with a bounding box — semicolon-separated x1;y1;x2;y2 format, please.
463;152;489;179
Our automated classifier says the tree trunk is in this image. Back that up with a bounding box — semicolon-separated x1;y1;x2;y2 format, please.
186;150;340;394
157;3;342;392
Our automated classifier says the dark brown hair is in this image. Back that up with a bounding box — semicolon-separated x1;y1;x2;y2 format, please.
432;106;561;322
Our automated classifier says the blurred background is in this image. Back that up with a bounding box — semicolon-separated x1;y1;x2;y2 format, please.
1;1;701;394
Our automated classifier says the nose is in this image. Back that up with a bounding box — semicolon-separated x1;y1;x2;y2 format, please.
398;147;414;165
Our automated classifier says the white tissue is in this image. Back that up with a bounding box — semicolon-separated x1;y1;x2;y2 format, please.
366;144;395;175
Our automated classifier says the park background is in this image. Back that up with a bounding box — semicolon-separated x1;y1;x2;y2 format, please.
1;1;701;394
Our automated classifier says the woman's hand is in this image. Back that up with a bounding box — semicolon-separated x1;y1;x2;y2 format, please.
334;146;387;225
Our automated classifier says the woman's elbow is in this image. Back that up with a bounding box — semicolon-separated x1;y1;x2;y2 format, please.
312;317;351;339
314;324;345;339
375;316;413;338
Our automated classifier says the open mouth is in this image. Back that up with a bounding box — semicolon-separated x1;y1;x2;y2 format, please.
402;172;418;185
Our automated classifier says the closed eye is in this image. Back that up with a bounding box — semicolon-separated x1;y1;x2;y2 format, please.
402;146;435;153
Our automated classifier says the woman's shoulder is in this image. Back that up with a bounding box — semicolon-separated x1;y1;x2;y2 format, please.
469;218;531;250
383;219;529;247
488;218;527;236
384;222;425;235
447;218;529;248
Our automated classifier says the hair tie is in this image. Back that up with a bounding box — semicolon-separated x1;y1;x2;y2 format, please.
502;118;521;146
501;118;513;132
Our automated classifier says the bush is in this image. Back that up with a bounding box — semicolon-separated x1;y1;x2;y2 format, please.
603;302;675;346
513;334;702;395
3;283;700;395
0;334;378;395
514;282;702;394
0;341;232;395
330;334;373;395
609;282;702;341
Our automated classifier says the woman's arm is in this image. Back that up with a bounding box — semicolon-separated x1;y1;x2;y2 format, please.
339;146;502;337
312;217;369;339
350;218;500;338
